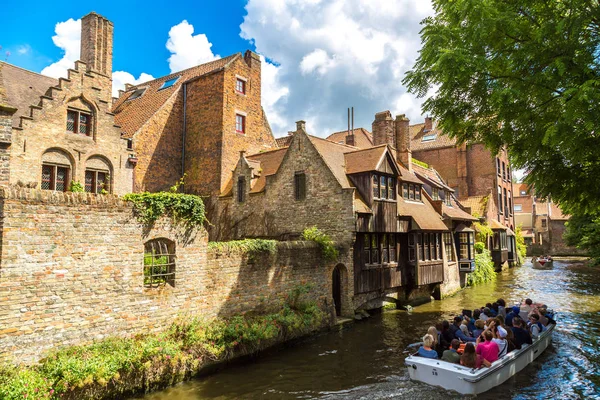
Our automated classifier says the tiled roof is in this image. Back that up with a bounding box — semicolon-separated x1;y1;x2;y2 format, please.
344;145;389;174
354;192;372;214
398;165;423;185
398;196;448;231
440;194;478;221
490;219;507;230
0;62;57;126
112;54;239;139
409;122;458;151
549;202;568;220
460;195;489;218
307;134;359;188
327;128;374;149
513;182;531;197
412;162;453;191
275;135;293;147
246;147;288;193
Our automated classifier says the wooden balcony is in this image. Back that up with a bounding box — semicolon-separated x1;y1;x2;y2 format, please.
416;261;444;286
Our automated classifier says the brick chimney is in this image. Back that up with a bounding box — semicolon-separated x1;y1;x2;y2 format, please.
296;120;306;133
372;111;395;146
424;116;433;131
345;130;355;146
395;114;412;171
80;12;113;77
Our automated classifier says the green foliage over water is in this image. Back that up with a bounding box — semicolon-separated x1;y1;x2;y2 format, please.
0;285;325;400
302;226;339;261
515;225;528;264
467;245;496;286
564;211;599;265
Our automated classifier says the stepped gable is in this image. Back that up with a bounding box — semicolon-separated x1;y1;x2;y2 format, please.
0;62;57;126
409;121;457;151
112;54;239;139
327;127;374;149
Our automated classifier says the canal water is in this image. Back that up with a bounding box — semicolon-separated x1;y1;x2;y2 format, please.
136;259;600;399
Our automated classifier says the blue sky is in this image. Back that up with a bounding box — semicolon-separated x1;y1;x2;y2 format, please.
1;0;435;138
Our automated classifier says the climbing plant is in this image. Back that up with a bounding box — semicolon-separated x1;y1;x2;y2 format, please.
208;239;277;254
69;181;84;193
302;226;339;261
123;192;206;227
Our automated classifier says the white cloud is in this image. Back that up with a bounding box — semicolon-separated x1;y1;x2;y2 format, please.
41;18;81;79
112;71;155;98
166;20;220;73
240;0;435;137
17;45;31;55
261;55;289;130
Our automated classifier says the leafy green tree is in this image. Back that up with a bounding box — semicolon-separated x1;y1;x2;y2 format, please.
564;211;600;264
404;0;600;215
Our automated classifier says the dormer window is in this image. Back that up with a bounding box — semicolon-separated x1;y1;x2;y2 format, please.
432;187;439;200
127;88;146;101
445;191;452;206
159;76;179;90
372;174;396;200
422;133;437;142
66;109;91;136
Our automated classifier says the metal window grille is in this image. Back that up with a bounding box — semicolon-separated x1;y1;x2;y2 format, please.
67;111;76;132
79;113;89;135
55;167;67;192
85;170;94;193
41;165;53;190
144;239;176;287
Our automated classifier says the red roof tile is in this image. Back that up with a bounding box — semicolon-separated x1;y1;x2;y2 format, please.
409;122;458;151
344;145;389;175
327;128;373;149
112;54;239;139
246;147;288;193
275;135;293;147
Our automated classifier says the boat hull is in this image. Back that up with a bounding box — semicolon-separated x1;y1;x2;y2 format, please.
532;258;553;269
405;324;555;395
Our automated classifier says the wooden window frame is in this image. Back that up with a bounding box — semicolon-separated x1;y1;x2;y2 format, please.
41;164;69;192
85;169;110;194
294;171;306;201
432;187;439;200
409;184;415;200
445;191;452;206
379;175;387;199
408;234;416;262
364;233;379;265
402;183;409;199
415;185;422;201
388;177;396;200
503;188;508;215
444;232;454;262
235;78;246;94
373;174;380;199
67;109;92;136
235;114;246;134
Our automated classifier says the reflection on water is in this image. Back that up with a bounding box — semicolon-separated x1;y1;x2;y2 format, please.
135;260;600;400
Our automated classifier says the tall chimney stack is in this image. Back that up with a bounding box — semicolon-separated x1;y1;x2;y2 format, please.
80;12;113;78
395;114;412;171
372;110;395;146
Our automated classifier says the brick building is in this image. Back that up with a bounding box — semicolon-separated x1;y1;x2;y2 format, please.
328;116;518;269
0;13;133;195
220;115;476;314
112;45;276;196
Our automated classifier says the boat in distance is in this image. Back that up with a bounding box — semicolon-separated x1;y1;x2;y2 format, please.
404;323;555;395
532;256;553;269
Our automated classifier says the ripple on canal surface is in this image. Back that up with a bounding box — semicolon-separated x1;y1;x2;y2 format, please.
134;259;600;400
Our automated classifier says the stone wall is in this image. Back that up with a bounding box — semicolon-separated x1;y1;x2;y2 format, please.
0;187;333;364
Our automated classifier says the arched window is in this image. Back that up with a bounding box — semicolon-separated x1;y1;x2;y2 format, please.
85;156;112;194
41;149;73;192
144;239;176;288
66;97;95;137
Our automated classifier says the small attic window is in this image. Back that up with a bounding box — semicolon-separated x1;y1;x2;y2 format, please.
127;88;146;101
422;133;437;142
159;77;180;90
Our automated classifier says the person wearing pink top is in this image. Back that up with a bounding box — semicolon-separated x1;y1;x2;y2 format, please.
476;330;499;363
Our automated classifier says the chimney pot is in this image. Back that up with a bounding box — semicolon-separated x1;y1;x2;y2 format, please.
372;111;394;146
424;116;433;131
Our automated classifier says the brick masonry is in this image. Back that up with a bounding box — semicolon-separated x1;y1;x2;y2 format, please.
0;187;333;364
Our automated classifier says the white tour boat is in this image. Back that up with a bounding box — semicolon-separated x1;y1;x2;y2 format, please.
532;256;554;269
405;323;555;395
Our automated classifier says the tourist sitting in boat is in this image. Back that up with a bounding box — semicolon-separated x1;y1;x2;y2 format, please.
460;318;472;338
528;314;544;338
450;316;477;342
519;298;534;320
441;320;454;347
417;334;439;359
505;306;520;327
511;317;533;349
491;322;509;357
480;307;492;321
497;298;507;318
442;339;461;363
460;342;491;369
476;330;499;363
428;325;445;358
473;319;485;339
